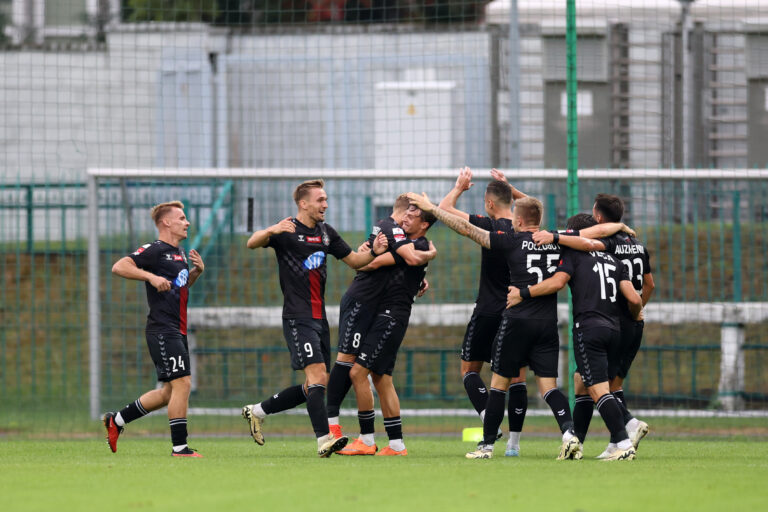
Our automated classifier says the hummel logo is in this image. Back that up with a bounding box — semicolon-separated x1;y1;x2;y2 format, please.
359;353;367;361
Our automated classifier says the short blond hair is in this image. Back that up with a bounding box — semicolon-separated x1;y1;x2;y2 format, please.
293;179;325;205
393;194;411;212
514;196;543;226
150;201;185;226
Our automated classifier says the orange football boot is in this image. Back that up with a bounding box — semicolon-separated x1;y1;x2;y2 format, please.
376;446;408;456
337;437;378;455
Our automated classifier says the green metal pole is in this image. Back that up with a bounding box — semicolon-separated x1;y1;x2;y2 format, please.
566;0;579;408
26;185;33;253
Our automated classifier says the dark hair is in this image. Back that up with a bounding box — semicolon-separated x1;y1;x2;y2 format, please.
485;180;512;206
293;179;325;205
420;209;437;228
566;213;597;231
409;206;437;229
593;193;624;222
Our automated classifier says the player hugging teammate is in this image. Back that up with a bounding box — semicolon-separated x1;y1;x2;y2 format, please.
104;179;652;462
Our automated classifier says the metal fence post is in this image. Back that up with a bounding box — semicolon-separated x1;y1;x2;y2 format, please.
26;185;33;253
88;175;101;420
718;321;745;411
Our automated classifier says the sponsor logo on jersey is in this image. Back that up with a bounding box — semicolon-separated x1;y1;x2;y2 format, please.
392;227;404;235
173;254;184;261
303;251;326;270
174;269;189;287
394;234;406;242
322;233;330;246
133;244;150;255
306;236;322;244
372;226;381;236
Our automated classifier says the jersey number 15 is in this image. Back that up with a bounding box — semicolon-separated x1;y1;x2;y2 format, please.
593;262;617;302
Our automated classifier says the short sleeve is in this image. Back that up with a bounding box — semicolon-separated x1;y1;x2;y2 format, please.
556;248;576;276
385;224;413;252
325;224;353;260
128;242;159;270
265;231;286;250
599;236;616;253
469;214;493;231
489;231;512;252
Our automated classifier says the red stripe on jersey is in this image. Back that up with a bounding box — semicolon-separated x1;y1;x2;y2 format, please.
179;286;188;335
309;269;323;319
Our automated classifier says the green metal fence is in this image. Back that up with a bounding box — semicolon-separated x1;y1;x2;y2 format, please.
3;174;768;429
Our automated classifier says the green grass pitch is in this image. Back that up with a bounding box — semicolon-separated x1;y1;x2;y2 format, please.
2;436;766;511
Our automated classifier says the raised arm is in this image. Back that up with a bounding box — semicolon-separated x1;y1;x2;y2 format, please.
407;192;490;249
490;168;527;200
247;217;295;249
437;167;473;221
112;256;171;292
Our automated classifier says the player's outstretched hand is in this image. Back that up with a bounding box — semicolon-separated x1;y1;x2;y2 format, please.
506;285;522;308
357;240;371;254
532;230;554;246
455;166;474;192
270;217;295;235
490;168;507;183
149;274;172;292
372;232;388;255
189;249;204;273
621;223;637;237
406;192;434;212
417;278;430;298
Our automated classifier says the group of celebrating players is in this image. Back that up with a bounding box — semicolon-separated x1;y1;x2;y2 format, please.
102;167;654;461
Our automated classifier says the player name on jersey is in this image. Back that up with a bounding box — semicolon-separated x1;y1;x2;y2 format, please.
521;241;560;252
614;244;645;255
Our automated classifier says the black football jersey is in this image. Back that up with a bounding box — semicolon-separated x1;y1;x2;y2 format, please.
266;219;352;320
377;237;430;319
128;240;190;334
599;233;652;320
469;215;514;315
489;231;561;320
556;247;631;330
344;217;413;305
